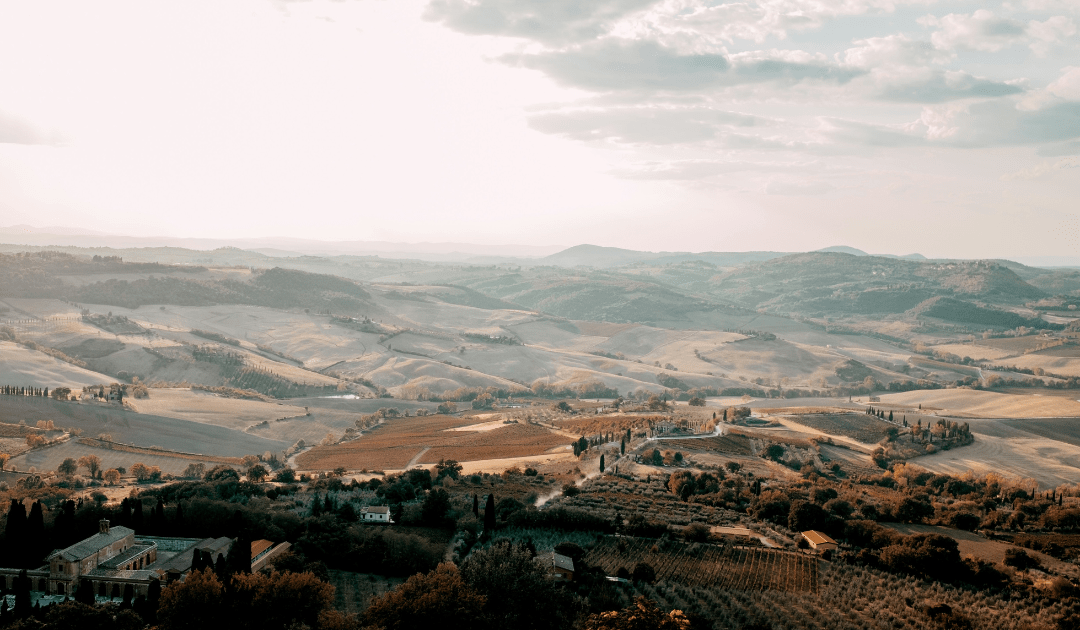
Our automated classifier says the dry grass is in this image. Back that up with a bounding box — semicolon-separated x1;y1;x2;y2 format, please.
879;390;1080;418
975;336;1061;353
777;412;892;445
915;423;1080;489
0;341;114;387
127;387;307;430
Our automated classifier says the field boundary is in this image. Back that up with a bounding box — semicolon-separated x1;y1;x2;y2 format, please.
77;437;243;465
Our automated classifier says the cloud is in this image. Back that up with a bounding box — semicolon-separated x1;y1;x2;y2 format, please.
0;111;53;145
614;0;933;46
529;107;722;143
1001;156;1079;180
510;38;729;91
842;35;952;68
1037;139;1080;156
611;159;788;180
878;70;1024;103
766;180;834;195
826;99;1080;148
423;0;658;44
1019;66;1080;110
510;38;862;93
921;10;1076;54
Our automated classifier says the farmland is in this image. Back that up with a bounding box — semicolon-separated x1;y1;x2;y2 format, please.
126;387;308;430
0;396;288;458
661;434;755;456
295;414;570;472
778;411;893;445
417;423;567;464
585;536;817;591
7;440;217;476
878;389;1080;418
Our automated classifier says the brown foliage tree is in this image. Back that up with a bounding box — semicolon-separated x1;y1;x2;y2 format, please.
363;563;485;630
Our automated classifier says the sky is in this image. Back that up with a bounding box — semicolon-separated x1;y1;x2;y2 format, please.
0;0;1077;259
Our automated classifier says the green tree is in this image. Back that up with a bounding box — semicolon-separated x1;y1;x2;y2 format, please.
435;459;462;481
246;466;267;482
460;540;583;630
58;458;78;477
421;488;452;526
599;454;605;472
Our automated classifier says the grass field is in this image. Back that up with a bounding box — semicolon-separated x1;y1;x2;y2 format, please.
0;397;288;458
8;440;211;476
778;412;893;445
879;389;1080;418
915;421;1080;489
296;414;569;471
126;388;307;430
0;341;116;387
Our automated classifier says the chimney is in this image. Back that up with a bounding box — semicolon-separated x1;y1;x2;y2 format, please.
99;519;110;534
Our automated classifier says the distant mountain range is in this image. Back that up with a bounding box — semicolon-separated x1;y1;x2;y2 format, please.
2;224;1078;269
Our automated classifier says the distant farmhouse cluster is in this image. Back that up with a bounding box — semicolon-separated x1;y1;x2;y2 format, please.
0;520;289;599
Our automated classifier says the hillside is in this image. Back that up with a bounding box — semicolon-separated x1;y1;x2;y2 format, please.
706;253;1045;313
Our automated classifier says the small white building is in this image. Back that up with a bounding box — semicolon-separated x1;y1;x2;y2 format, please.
360;506;393;524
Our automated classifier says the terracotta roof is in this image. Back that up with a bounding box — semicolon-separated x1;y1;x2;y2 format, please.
802;531;837;546
250;540;274;560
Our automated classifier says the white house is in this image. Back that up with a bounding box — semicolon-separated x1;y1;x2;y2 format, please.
360;506;393;524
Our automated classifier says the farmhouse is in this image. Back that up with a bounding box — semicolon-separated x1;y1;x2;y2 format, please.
360;506;394;523
0;520;236;598
250;539;291;573
536;551;574;581
801;530;838;553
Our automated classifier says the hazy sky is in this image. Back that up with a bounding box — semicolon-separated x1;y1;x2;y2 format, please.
0;0;1077;258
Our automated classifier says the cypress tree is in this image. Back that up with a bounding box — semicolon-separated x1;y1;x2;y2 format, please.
26;502;44;563
227;536;251;575
620;438;626;456
5;500;26;567
483;493;495;533
132;500;144;531
472;493;479;517
14;569;29;618
144;579;161;624
600;454;606;471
